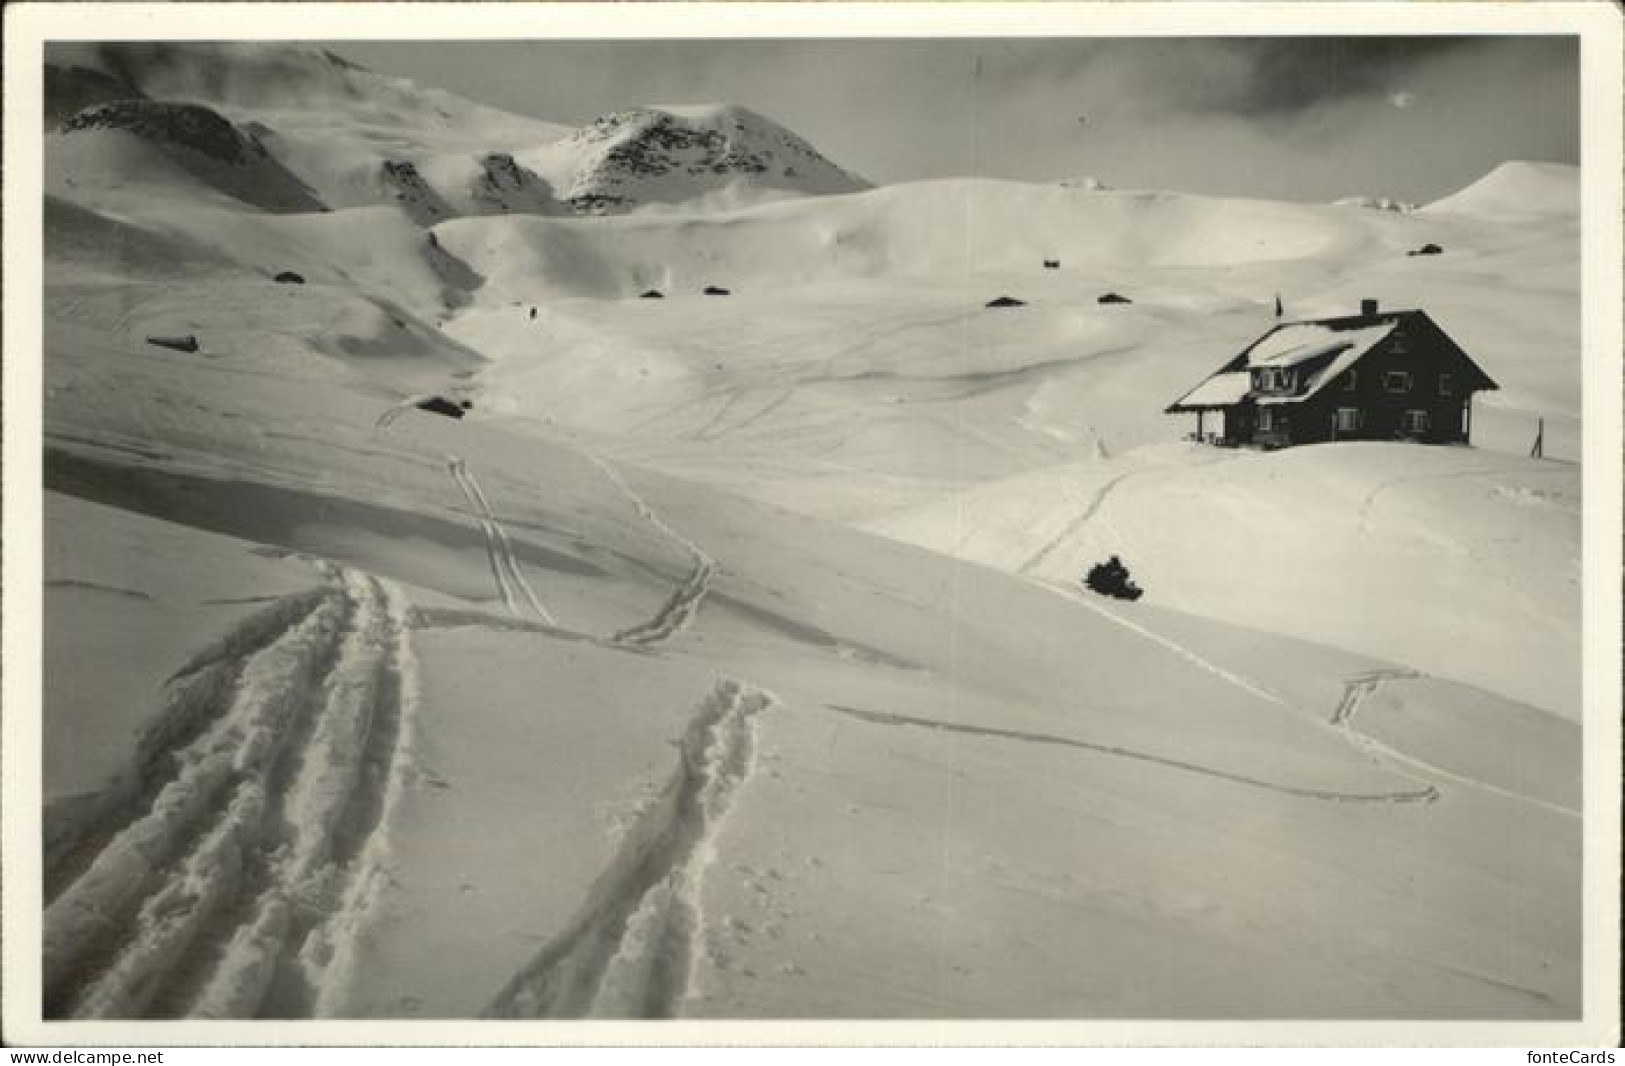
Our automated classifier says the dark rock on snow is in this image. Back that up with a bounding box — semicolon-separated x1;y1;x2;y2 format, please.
416;396;468;419
146;334;199;353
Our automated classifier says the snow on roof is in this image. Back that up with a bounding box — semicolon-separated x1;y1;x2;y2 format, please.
1244;321;1395;369
1259;322;1397;405
1172;371;1252;409
1170;320;1397;411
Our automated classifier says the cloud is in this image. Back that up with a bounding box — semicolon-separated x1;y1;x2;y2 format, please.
1201;38;1471;116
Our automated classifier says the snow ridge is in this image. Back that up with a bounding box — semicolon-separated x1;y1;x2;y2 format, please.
44;566;421;1018
486;679;773;1018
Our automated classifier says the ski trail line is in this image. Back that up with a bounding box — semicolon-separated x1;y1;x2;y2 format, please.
46;587;334;904
446;456;556;624
1045;585;1283;706
819;703;1438;805
580;451;715;648
374;395;435;432
1329;671;1580;821
486;679;774;1019
1357;465;1565;532
457;458;555;624
448;457;517;615
1018;471;1137;575
1330;669;1419;726
43;565;423;1019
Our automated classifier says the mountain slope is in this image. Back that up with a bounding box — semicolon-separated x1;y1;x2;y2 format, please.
1422;160;1579;221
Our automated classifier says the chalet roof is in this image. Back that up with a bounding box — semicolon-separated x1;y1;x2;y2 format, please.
1165;308;1496;413
1256;322;1395;406
1244;321;1394;369
1175;370;1251;408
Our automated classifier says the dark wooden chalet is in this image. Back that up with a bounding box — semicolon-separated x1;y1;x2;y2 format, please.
1165;300;1498;449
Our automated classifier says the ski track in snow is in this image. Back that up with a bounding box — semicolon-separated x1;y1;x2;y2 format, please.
446;456;557;625
1329;670;1580;820
43;564;422;1019
581;451;715;648
1356;464;1570;532
1017;471;1138;575
1330;668;1421;726
1045;591;1573;819
373;396;436;432
1017;452;1234;577
486;679;773;1019
819;703;1439;806
1052;587;1284;707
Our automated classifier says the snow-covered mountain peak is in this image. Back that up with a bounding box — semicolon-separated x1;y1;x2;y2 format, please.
538;104;870;214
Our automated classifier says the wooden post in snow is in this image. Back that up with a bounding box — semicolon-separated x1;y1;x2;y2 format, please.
1530;416;1545;459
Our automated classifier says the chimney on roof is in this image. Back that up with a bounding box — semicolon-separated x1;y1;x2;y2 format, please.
1361;298;1379;317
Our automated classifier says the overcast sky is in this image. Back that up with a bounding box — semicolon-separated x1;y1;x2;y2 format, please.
334;37;1578;203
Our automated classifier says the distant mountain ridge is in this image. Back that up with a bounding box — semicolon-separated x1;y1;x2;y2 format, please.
46;42;871;221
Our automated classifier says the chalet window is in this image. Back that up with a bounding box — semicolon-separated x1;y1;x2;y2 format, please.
1401;409;1430;434
1438;373;1453;396
1390;335;1408;354
1384;370;1412;393
1254;368;1294;392
1342;370;1357;391
1257;408;1274;432
1335;408;1361;432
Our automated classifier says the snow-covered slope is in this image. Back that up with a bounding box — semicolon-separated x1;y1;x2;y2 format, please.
868;441;1581;720
39;329;1580;1020
31;42;1588;1026
50;100;329;214
1422;160;1579;221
